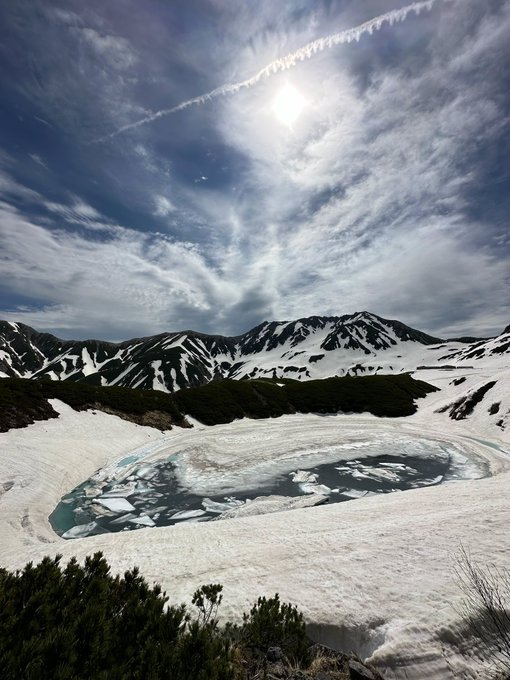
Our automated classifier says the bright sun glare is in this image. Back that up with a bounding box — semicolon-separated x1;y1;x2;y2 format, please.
272;83;306;127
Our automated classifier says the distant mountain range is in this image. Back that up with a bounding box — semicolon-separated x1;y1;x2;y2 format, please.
1;312;509;393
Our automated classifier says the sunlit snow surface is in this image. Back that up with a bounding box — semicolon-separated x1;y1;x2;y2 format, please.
1;391;510;679
51;429;487;539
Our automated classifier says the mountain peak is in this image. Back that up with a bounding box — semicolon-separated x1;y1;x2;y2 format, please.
1;314;507;392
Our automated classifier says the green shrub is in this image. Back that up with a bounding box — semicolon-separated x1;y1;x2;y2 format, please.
0;552;235;680
192;583;224;627
240;593;309;663
0;372;437;432
0;554;315;679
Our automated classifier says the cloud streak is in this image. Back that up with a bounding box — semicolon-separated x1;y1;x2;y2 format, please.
1;0;508;340
96;0;458;142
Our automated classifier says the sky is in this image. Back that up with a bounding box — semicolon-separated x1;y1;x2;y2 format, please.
0;0;509;341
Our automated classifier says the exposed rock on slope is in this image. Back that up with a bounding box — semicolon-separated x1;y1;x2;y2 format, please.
437;381;497;420
2;312;506;393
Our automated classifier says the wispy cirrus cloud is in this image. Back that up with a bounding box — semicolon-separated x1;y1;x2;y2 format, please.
80;27;138;70
0;198;238;338
206;0;510;335
95;0;458;142
0;0;508;340
153;195;176;217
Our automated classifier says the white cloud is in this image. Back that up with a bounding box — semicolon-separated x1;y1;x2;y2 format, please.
80;27;138;70
153;195;175;217
1;1;508;340
42;196;118;233
199;0;510;337
0;170;42;203
99;0;455;141
28;154;48;168
0;200;239;338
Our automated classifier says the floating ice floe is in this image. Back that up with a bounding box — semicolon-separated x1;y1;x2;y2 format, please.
135;465;158;480
213;494;328;520
169;509;207;520
110;512;138;525
92;497;135;513
341;488;369;499
299;482;332;495
62;521;98;539
291;470;318;483
349;469;370;480
347;465;404;482
359;468;401;483
97;482;137;498
144;505;168;517
202;497;244;514
84;485;105;498
127;514;155;527
424;475;443;485
89;503;116;517
134;480;153;493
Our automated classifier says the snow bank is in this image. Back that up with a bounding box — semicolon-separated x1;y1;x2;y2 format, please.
0;386;509;679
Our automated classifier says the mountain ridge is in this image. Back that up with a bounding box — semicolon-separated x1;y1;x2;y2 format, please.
1;311;508;393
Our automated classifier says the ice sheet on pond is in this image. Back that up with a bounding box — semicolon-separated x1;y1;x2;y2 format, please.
51;432;488;540
178;515;211;524
171;433;456;497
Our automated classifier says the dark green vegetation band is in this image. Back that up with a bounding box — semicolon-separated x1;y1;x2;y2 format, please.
0;552;311;680
0;374;438;432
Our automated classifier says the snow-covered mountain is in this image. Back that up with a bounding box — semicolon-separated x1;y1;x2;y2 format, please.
0;311;508;393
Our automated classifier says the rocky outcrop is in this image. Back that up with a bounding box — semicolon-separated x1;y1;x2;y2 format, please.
257;644;384;679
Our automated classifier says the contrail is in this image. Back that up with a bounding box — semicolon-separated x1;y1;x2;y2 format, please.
95;0;455;143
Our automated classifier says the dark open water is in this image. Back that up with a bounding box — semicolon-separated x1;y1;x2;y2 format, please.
50;451;451;539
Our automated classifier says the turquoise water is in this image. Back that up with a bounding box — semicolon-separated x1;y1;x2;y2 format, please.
116;454;142;467
468;437;508;454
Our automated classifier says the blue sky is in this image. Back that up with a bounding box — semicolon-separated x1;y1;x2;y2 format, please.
0;0;509;340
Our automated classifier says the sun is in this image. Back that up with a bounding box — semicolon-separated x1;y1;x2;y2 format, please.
272;83;306;127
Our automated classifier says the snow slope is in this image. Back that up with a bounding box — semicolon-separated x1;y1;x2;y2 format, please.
3;312;508;391
0;363;509;678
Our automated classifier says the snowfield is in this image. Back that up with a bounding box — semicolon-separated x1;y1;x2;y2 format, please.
0;367;509;679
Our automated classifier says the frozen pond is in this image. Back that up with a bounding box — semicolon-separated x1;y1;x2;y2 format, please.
50;434;488;539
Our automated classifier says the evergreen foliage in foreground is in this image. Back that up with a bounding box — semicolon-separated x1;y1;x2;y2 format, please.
0;553;308;680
